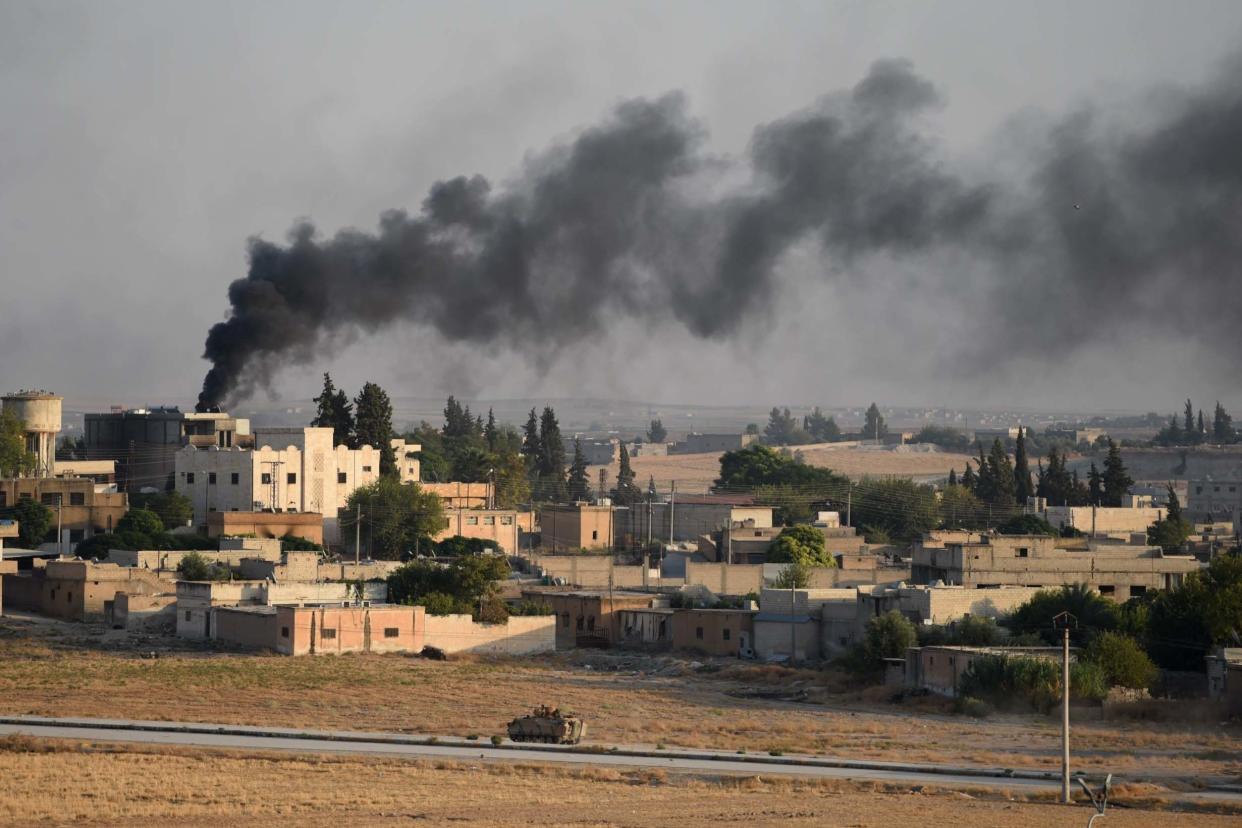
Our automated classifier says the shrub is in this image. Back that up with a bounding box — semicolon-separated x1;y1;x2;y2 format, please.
176;551;214;581
1085;631;1157;690
995;514;1057;536
116;508;164;539
863;611;917;664
490;735;503;746
1070;660;1109;702
476;594;510;624
954;615;1001;646
766;524;834;568
772;561;810;589
954;696;993;718
421;591;463;616
510;599;554;616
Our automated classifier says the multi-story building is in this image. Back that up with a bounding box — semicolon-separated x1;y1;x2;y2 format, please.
538;503;618;551
910;533;1200;600
1187;478;1242;521
669;433;757;455
0;477;128;550
173;426;419;545
84;407;249;492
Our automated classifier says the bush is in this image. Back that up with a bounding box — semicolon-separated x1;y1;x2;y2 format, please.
436;535;501;557
772;561;810;589
954;615;1001;646
954;696;993;718
859;613;919;670
766;524;834;568
1070;660;1109;702
958;653;1108;712
1006;584;1121;644
476;594;509;624
490;735;503;746
995;514;1057;536
1085;632;1157;690
116;508;164;539
176;551;229;581
510;599;554;616
421;592;463;616
280;533;323;552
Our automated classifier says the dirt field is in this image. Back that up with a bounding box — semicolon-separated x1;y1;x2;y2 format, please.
0;736;1235;827
593;445;973;491
1;618;1238;785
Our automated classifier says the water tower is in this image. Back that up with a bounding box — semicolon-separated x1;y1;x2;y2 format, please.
2;390;63;477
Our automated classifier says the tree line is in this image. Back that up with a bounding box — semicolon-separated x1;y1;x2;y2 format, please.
1154;399;1236;446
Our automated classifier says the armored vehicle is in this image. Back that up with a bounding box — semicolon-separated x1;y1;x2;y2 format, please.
506;705;585;744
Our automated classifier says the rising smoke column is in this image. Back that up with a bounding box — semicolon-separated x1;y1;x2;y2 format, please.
197;56;1242;410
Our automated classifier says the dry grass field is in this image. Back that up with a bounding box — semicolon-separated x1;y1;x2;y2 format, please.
591;445;973;491
1;620;1238;785
0;735;1235;827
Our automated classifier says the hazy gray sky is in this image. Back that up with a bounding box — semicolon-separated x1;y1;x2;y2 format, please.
3;1;1242;411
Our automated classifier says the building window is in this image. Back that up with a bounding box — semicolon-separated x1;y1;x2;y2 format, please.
67;592;72;602
483;516;495;525
384;627;400;638
186;472;195;484
362;465;372;473
591;530;598;540
1131;585;1147;597
281;626;289;638
338;472;347;484
501;516;513;525
561;613;570;628
185;611;192;621
576;616;584;631
208;472;217;485
261;473;272;485
321;629;336;640
587;616;595;631
41;493;58;506
231;473;240;485
18;492;30;501
69;492;85;506
287;472;297;484
1196;486;1203;494
722;628;731;641
466;516;479;525
69;528;84;543
1016;548;1029;558
696;626;704;640
1098;585;1115;596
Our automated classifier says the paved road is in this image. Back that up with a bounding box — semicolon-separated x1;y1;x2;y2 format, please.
4;715;1240;807
0;715;1061;792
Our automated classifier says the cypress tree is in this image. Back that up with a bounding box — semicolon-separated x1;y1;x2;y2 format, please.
484;408;498;452
986;439;1016;507
311;372;354;447
1013;427;1033;505
613;443;640;506
1087;463;1103;506
567;438;591;502
537;406;567;501
947;467;957;487
961;462;978;493
354;382;396;476
1101;438;1133;507
1214;401;1234;444
1184;399;1195;436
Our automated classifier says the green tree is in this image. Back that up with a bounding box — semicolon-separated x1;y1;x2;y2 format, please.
715;443;847;493
129;491;193;531
1213;401;1234;444
386;555;510;614
851;478;940;542
535;407;567;502
978;439;1015;507
492;449;531;509
1147;553;1242;670
1013;427;1033;505
5;498;53;547
280;533;323;552
436;535;500;556
939;484;985;530
646;419;667;443
1087;462;1103;506
310;372;354;447
567;439;591;502
176;551;229;581
861;610;916;665
1006;584;1121;644
1184;398;1195;438
484;408;498;452
354;382;396;476
74;532;122;560
863;403;887;441
116;508;165;539
1085;631;1157;689
612;443;641;506
0;409;36;478
407;422;449;482
803;407;842;442
766;524;835;568
520;408;540;470
344;478;444;560
995;514;1057;536
773;561;810;588
1101;438;1132;507
1147;483;1191;553
763;407;810;445
911;424;969;451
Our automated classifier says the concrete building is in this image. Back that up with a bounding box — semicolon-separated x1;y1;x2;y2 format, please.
1187;478;1242;521
539;503;618;551
617;607;675;648
671;608;755;657
618;496;775;548
174;426;418;544
0;476;128;551
753;587;846;662
206;510;324;544
563;436;619;466
2;559;171;621
421;482;493;509
911;534;1201;600
175;578;388;639
435;508;524;554
531;590;656;648
2;390;62;478
1032;502;1166;540
901;645;1066;697
669;433;757;455
84;407;249;492
0;519;17;550
1206;647;1242;716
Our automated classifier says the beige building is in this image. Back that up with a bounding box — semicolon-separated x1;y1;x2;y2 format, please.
1037;503;1166;540
206;510;324;544
435;508;524;553
175;578;388;639
174;427;419;544
911;534;1201;600
531;590;656;649
901;645;1066;697
539;503;618;551
621;497;775;547
0;477;128;551
421;482;493;509
671;608;755;657
669;433;757;455
2;559;170;621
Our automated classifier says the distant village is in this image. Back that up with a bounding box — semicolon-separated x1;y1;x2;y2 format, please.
1;383;1240;715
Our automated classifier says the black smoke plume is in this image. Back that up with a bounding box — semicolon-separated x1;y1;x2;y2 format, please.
197;57;1242;410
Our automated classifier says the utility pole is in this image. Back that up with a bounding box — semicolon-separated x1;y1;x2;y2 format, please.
846;483;852;527
354;503;363;566
668;480;676;547
56;494;63;558
1053;611;1077;804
